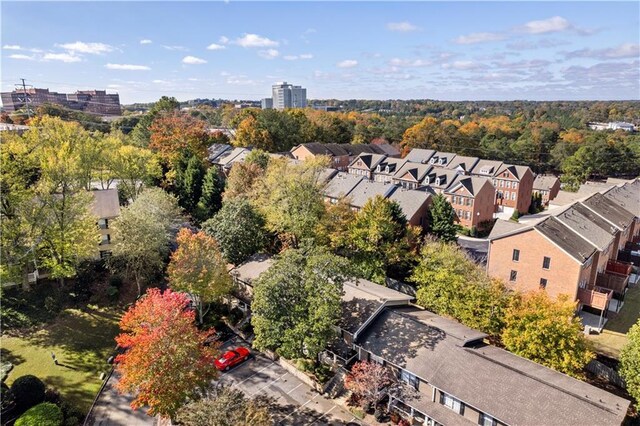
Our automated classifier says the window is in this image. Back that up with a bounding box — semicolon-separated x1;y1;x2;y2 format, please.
540;278;547;289
512;249;520;262
509;270;517;282
504;191;510;198
465;211;470;220
98;218;108;229
480;413;497;426
506;181;511;188
542;256;551;270
100;234;110;246
400;370;419;390
376;165;381;172
513;182;518;189
511;192;516;201
440;393;464;415
499;180;504;187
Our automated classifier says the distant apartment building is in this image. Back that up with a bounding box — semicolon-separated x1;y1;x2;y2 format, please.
1;88;121;115
588;121;635;132
261;82;307;110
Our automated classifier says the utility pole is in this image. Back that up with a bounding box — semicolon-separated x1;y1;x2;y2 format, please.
16;78;33;118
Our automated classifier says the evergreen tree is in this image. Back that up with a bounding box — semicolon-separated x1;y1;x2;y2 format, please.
181;155;205;214
428;193;458;242
196;167;224;222
620;319;640;406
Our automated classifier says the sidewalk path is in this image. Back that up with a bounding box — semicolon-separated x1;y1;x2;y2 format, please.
89;372;155;426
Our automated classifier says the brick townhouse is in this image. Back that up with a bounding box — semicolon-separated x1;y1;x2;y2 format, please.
444;177;496;231
290;142;392;171
487;189;638;326
532;174;561;205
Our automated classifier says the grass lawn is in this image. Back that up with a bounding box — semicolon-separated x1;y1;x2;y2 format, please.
588;282;640;358
1;306;121;414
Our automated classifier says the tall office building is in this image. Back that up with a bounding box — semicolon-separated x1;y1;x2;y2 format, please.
265;82;307;110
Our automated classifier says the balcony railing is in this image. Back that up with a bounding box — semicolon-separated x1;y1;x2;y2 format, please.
606;259;632;276
577;287;612;310
595;272;629;296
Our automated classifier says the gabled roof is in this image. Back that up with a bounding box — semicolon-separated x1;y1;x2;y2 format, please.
534;216;597;263
495;163;531;180
445;155;480;173
429;151;457;167
345;144;387;156
374;143;401;157
348;180;396;208
216;147;250;168
428;168;462;191
293;142;349;157
91;189;120;219
350;153;387;170
488;219;527;239
582;192;635;230
376;157;406;175
470;159;503;177
323;172;363;199
533;174;560;191
603;180;640;217
208;143;233;162
554;203;617;251
393;162;432;183
387;188;431;221
445;176;493;197
358;306;629;426
404;148;436;164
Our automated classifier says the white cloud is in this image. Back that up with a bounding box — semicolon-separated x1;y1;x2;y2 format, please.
8;54;34;60
219;36;230;44
521;16;570;34
105;63;151;70
107;84;122;89
283;53;313;61
454;32;506;45
258;49;279;59
3;44;22;50
386;22;420;32
442;61;481;70
182;55;207;64
235;34;279;48
43;52;82;63
56;41;114;54
206;43;226;50
140;39;152;45
162;45;188;51
566;43;640;60
337;59;358;68
152;79;170;84
226;75;257;85
388;58;430;67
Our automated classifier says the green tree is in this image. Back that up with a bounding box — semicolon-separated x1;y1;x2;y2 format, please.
167;229;232;324
175;386;272;426
412;239;509;336
202;198;266;265
620;319;640;406
108;188;183;296
345;196;419;284
428;194;457;242
195;167;224;222
244;149;270;170
179;155;205;214
223;162;265;200
130;96;180;147
109;144;161;203
252;157;328;247
502;291;593;378
252;247;352;359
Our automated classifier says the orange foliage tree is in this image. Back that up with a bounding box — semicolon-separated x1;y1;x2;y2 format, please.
148;112;212;168
345;361;394;409
115;288;219;419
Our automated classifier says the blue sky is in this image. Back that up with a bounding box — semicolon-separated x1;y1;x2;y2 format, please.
1;1;639;103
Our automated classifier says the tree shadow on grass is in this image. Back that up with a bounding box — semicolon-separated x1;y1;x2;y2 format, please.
0;348;26;367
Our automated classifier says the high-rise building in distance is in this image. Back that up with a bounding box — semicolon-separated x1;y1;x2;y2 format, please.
262;82;307;110
1;88;121;116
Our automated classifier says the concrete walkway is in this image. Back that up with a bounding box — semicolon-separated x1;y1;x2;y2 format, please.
89;371;155;426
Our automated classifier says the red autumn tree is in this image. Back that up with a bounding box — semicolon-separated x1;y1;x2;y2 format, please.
148;112;212;167
167;228;232;324
115;288;219;419
345;361;394;409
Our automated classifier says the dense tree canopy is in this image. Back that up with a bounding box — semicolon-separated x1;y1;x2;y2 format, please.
620;319;640;406
428;194;458;242
252;247;352;359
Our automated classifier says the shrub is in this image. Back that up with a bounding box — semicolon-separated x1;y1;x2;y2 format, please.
350;407;365;420
15;402;63;426
44;296;59;314
11;375;46;411
510;210;520;222
106;285;119;300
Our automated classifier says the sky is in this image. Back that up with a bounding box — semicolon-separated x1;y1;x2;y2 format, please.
1;1;639;104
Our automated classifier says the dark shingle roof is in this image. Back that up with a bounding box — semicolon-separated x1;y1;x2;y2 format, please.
323;172;363;199
348;180;396;208
387;188;431;221
603;180;640;217
445;155;480;173
582;192;635;230
554;203;617;251
534;216;596;263
533;174;560;191
470;159;503;177
404;148;436;164
358;306;629;426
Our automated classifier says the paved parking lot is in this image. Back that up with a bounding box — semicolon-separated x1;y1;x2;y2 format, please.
217;336;362;426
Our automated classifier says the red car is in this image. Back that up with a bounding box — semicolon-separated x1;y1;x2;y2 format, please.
215;347;250;371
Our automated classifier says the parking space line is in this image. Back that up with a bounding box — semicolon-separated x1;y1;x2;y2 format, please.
285;383;303;395
279;393;319;423
233;361;275;386
308;404;337;425
249;372;288;396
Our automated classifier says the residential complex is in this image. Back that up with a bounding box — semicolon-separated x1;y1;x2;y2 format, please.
290;142;399;170
533;174;561;205
261;81;307;109
487;179;640;329
1;87;121;115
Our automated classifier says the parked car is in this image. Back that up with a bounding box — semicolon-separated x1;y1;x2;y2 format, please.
214;347;250;371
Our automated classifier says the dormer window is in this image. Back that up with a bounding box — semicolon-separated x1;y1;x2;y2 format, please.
376;165;381;172
429;158;436;164
424;176;430;184
439;157;446;165
435;177;441;186
385;165;390;173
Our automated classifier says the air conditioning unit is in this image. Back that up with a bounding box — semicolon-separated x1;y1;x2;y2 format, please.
27;271;39;283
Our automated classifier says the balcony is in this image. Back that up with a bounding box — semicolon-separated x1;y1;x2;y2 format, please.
577;287;612;311
595;272;629;297
606;259;633;276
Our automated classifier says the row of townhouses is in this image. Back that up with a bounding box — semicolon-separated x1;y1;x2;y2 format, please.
487;179;640;329
228;254;630;426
